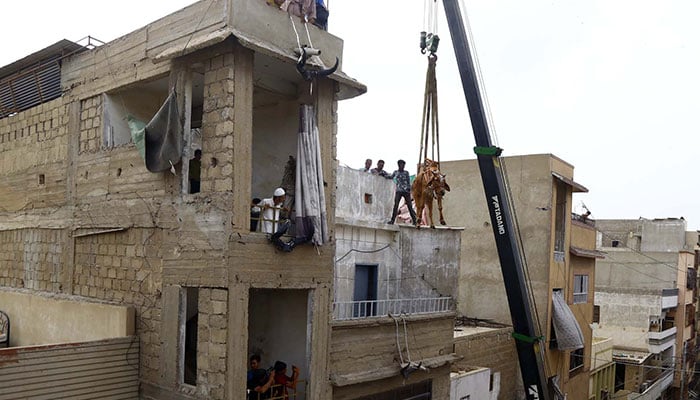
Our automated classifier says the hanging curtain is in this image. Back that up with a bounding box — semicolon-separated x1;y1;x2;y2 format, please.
295;105;328;245
551;290;584;351
144;91;183;172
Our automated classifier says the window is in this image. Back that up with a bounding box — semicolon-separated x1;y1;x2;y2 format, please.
687;268;697;290
686;304;695;327
573;275;588;304
183;287;198;386
553;181;567;254
569;348;584;374
611;240;620;248
593;305;600;323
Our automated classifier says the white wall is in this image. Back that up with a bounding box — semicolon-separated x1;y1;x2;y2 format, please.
0;289;134;347
594;290;662;349
248;289;310;385
450;367;498;400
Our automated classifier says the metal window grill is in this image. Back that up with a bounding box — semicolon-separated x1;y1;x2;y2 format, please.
0;38;101;120
0;56;62;118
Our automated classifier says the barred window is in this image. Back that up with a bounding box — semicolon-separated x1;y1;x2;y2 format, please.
573;275;588;304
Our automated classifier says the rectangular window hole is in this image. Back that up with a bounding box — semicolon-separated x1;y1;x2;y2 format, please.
364;193;373;204
38;174;45;185
183;287;198;386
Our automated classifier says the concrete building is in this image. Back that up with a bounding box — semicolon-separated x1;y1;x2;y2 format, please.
452;321;517;399
595;218;699;399
589;336;616;400
331;166;463;399
441;154;596;399
0;1;368;399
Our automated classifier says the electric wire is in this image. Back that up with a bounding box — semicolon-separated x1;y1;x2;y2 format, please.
180;0;216;57
459;0;500;148
457;0;555;380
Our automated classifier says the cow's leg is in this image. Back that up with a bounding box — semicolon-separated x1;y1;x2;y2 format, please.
414;198;424;227
437;194;446;225
411;175;423;225
426;193;435;228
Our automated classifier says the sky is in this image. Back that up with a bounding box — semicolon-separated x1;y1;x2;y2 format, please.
2;1;699;230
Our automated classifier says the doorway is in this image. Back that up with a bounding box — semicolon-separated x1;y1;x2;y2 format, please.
353;264;378;317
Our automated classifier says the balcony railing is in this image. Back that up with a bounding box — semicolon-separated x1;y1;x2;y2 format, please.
648;326;676;341
630;370;673;399
333;297;452;321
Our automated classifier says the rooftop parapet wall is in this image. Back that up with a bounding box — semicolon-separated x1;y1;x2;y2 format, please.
330;314;455;398
60;0;362;101
0;289;134;347
336;165;394;225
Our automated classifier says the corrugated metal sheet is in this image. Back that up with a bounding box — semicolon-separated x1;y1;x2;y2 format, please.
0;40;86;119
0;337;139;400
0;56;61;119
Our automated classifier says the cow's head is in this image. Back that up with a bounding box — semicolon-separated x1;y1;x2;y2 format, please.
428;171;450;197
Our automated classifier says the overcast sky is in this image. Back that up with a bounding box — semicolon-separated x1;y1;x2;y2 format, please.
2;1;699;230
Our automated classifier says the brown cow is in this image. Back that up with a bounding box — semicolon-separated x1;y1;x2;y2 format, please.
411;159;451;228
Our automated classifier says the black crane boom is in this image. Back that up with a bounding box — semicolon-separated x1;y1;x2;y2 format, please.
441;1;550;399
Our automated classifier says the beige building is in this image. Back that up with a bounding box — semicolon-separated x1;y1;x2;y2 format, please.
330;166;464;399
595;218;699;399
441;154;596;399
0;0;370;399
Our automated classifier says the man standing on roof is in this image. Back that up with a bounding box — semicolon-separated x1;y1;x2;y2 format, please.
387;160;417;226
371;159;390;178
360;158;372;173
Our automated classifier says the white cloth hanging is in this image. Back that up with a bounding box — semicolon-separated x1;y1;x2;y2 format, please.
551;290;584;351
294;105;328;245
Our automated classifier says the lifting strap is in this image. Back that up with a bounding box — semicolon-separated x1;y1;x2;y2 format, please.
417;54;440;172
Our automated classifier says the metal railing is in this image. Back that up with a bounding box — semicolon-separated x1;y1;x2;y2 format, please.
333;297;452;320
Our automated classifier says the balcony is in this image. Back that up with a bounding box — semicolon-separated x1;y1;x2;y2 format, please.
648;329;676;354
333;297;453;320
626;370;673;400
662;288;679;309
648;325;676;341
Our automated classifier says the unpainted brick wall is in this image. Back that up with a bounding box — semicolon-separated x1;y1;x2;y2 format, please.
195;288;228;399
79;95;103;154
0;229;63;292
74;228;163;381
0;98;69;210
453;328;521;400
201;53;235;194
0;98;67;159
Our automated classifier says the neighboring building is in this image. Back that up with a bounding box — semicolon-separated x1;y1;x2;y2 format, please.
0;1;367;399
589;336;616;400
595;218;698;400
442;154;594;399
452;320;517;399
0;291;138;399
331;166;462;399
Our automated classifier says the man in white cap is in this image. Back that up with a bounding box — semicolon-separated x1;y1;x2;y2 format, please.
260;188;287;234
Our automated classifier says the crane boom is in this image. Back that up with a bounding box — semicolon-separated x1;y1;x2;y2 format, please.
441;1;550;399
